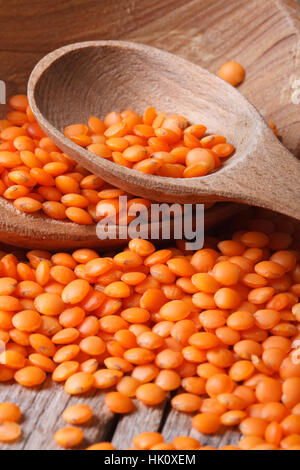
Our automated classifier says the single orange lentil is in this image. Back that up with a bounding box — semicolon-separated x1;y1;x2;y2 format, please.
35;260;50;286
154;370;181;391
221;410;247;426
189;332;220;349
124;348;155;365
121;307;150;324
131;364;159;383
238;436;265;450
133;432;164;450
0;350;25;369
137;331;164;350
281;377;300;408
116;376;140;397
229;360;255;381
227;311;255;330
0;421;22;443
14;366;46;387
214;288;241;309
52;328;80;345
93;369;123;389
14;197;42;213
105;391;134;413
155;348;183;369
65;207;93;224
255;377;282;403
86;442;115;450
212;261;240;286
62;404;93;425
205;361;233;384
212;143;235;158
136;383;166;405
79;336;105;356
53;345;80;363
171;436;200;450
159;299;191;321
261;402;288;423
12;310;41;332
217;61;245;86
192;273;220;293
104;281;131;298
64;372;94;395
171;393;202;413
239;417;268;438
281;414;300;436
255;260;285;279
0;366;15;382
54;426;84;448
80;358;99;374
192;412;221;434
28;354;56;373
34;293;65;316
61;279;90;304
264;421;282;446
0;403;21;422
29;333;56;357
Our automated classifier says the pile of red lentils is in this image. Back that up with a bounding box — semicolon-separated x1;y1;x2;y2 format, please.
0;213;299;449
64;109;235;178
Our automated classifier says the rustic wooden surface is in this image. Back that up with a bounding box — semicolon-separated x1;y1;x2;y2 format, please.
0;0;300;450
1;0;300;155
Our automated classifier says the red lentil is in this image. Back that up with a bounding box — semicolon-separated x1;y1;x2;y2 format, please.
54;426;83;448
62;404;93;425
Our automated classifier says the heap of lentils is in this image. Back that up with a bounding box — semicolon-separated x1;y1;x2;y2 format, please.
63;109;235;178
0;214;299;449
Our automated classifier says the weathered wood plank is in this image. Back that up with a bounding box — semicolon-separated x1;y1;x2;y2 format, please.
0;383;242;450
190;427;241;449
161;409;241;449
112;400;166;450
0;379;115;450
1;0;299;155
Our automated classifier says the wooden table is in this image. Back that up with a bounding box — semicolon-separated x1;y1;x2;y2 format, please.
0;0;299;449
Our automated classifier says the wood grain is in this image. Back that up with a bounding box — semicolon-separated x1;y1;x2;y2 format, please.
0;379;116;450
162;409;241;448
1;0;299;155
112;400;166;450
0;0;299;450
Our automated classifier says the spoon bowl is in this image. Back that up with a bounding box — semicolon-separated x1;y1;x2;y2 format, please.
0;196;242;250
28;40;300;220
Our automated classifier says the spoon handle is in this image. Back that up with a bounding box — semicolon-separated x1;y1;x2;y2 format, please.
167;132;300;221
223;136;300;220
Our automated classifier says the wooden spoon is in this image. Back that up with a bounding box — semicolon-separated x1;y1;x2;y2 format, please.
28;40;300;221
0;196;241;250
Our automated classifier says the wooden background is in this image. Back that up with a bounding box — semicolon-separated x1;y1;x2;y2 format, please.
0;0;299;450
1;0;300;155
